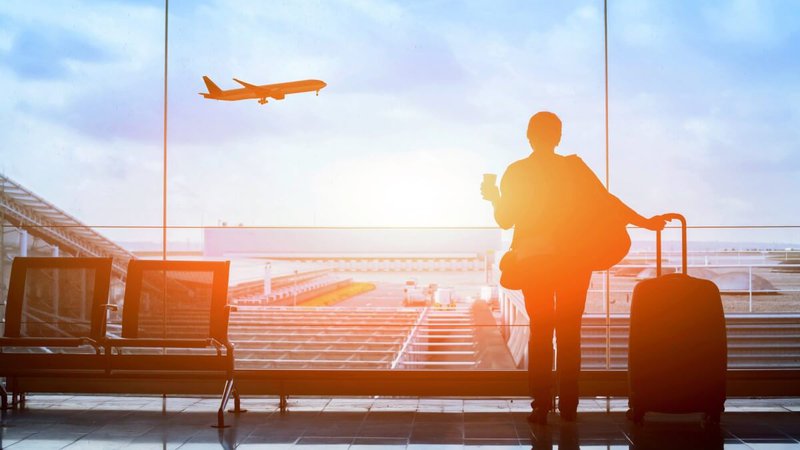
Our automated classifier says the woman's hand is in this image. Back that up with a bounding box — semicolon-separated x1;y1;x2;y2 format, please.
481;182;500;203
642;215;667;231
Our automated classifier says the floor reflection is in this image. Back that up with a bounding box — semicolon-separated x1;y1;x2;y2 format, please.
0;396;798;448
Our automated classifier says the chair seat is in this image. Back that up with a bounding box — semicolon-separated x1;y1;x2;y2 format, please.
0;353;107;375
105;338;220;349
0;337;98;348
107;353;232;373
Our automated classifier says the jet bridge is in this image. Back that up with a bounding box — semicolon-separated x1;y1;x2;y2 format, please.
0;173;135;284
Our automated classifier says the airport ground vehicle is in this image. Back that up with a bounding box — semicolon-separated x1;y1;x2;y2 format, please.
433;287;457;309
403;279;429;306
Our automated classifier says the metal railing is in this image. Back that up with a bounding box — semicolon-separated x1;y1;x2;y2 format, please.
2;222;800;371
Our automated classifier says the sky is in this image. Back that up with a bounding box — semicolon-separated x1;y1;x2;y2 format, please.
0;0;798;243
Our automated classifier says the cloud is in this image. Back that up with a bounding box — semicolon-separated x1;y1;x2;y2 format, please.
2;27;109;79
702;0;799;47
0;111;163;228
608;89;800;226
0;0;164;143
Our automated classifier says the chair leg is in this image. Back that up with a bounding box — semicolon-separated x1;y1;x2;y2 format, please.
212;378;234;428
229;386;246;413
6;377;18;409
0;382;8;411
279;394;288;412
9;390;25;410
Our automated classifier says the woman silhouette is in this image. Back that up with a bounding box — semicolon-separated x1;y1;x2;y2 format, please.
481;111;665;423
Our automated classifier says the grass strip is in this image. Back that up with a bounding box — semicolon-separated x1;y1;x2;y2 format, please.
299;282;376;307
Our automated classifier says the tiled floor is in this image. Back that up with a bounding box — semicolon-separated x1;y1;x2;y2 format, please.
0;395;799;449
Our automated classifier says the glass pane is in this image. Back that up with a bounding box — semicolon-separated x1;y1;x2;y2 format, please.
0;6;163;228
607;2;799;228
166;1;606;229
135;269;214;339
0;0;797;379
21;267;96;338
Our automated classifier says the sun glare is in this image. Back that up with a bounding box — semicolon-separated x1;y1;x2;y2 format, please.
312;149;488;226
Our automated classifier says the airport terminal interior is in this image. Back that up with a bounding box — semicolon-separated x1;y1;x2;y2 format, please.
2;1;799;449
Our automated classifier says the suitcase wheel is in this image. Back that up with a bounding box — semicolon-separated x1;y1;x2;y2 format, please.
626;408;645;425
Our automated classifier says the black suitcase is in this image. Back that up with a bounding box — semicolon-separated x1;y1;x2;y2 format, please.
626;213;727;425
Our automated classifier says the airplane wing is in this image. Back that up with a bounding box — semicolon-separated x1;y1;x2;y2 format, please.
234;78;285;100
233;78;263;90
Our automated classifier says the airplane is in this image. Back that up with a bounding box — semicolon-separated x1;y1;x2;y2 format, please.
199;76;327;104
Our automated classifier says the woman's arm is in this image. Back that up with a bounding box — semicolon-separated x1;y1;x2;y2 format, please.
495;170;517;229
608;194;666;231
570;155;666;232
492;198;514;230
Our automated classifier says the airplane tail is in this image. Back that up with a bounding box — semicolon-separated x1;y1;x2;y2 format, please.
202;76;222;96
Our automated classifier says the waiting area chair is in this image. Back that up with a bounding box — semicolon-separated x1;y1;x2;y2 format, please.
0;257;239;427
104;259;238;428
0;257;114;409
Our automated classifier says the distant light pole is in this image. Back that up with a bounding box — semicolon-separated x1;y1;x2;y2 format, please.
293;270;299;307
484;250;492;284
603;0;611;372
162;0;168;261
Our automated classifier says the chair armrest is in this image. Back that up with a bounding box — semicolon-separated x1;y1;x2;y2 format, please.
225;304;238;313
99;303;119;312
81;337;104;354
208;338;235;355
208;338;223;355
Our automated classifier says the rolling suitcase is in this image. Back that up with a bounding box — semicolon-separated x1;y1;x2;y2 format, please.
626;213;727;425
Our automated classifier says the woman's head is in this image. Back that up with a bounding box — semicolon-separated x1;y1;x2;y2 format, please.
527;111;562;153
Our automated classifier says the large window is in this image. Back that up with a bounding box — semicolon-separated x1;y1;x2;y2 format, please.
1;1;798;372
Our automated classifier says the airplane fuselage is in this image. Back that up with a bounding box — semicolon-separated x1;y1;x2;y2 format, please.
200;77;327;104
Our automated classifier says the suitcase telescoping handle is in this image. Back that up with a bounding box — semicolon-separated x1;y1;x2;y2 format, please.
656;213;687;277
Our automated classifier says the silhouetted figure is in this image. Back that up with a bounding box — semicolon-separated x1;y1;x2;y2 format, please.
481;111;665;424
526;421;580;450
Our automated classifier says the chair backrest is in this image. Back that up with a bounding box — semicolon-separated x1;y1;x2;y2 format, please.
3;257;113;340
121;260;231;342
